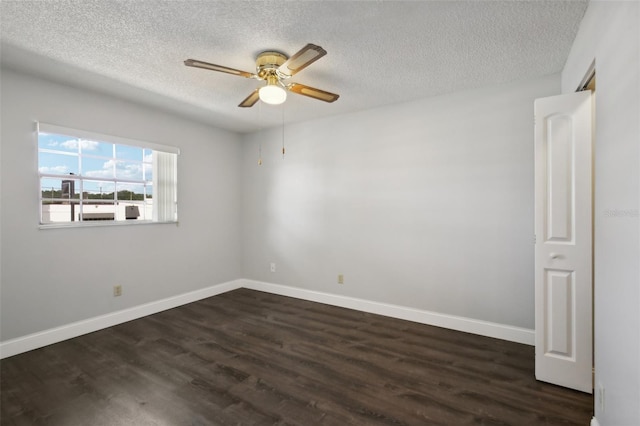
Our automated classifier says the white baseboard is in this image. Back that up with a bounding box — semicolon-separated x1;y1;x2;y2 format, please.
1;278;534;359
0;279;243;359
590;417;600;426
242;279;535;346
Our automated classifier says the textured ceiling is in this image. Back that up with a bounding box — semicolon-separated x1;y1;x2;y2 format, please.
1;1;588;133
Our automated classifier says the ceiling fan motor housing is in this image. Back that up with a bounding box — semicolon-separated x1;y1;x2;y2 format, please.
256;51;288;79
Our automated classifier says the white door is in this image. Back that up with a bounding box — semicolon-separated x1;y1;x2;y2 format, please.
534;91;593;393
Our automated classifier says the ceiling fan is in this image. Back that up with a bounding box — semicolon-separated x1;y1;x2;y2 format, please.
184;43;339;108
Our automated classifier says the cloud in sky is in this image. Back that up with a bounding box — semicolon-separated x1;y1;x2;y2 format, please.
39;165;68;174
84;160;149;181
83;159;113;179
56;139;100;151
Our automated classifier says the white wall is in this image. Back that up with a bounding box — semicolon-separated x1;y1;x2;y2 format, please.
241;75;559;330
0;69;243;341
562;2;640;425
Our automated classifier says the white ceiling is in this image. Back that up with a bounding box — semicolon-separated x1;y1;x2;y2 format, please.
1;0;588;134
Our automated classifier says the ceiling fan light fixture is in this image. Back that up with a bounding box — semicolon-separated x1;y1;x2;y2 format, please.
259;85;287;105
259;75;287;105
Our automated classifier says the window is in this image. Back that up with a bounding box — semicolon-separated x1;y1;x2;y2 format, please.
37;123;178;227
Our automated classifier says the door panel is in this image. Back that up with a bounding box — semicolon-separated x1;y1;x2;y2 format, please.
534;91;592;393
545;269;574;357
546;114;574;242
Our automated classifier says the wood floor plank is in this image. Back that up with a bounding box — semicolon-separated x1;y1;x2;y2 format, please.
1;289;593;425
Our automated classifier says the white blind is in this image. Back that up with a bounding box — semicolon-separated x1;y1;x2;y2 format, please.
153;151;178;222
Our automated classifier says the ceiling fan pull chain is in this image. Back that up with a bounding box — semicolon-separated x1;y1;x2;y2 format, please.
282;103;286;159
258;100;263;165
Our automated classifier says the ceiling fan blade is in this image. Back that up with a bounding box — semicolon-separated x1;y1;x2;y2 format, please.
287;83;339;103
184;59;256;79
238;89;260;108
278;44;327;77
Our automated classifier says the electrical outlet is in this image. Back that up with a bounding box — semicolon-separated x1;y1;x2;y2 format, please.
270;262;276;273
113;285;122;297
338;274;344;284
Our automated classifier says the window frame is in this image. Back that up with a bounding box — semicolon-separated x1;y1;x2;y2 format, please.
37;122;179;229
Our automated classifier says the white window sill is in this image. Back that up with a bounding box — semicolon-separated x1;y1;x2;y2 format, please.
38;220;179;230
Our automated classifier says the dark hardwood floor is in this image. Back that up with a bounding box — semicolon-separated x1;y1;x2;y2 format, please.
1;289;592;425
